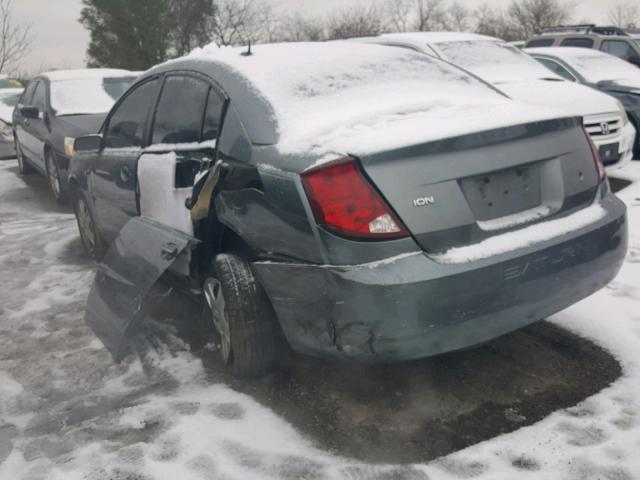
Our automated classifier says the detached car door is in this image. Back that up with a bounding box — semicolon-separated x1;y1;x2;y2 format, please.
92;77;160;243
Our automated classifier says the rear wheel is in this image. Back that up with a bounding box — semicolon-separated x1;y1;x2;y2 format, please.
15;140;34;175
73;191;106;260
45;151;65;203
203;253;278;378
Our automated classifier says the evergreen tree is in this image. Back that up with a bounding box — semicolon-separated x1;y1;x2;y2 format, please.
80;0;215;70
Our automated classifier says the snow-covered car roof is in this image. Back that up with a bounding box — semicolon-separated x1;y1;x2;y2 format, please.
359;32;562;84
525;46;640;84
145;41;566;158
41;69;135;82
37;69;137;116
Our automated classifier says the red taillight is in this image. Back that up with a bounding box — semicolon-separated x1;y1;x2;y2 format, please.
301;157;409;240
583;128;606;183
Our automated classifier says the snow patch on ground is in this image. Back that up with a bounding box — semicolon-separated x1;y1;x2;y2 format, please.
1;158;640;479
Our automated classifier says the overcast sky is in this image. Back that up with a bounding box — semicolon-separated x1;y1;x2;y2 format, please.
14;0;610;74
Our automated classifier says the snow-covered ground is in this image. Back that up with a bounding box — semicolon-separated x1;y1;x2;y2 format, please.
0;159;639;480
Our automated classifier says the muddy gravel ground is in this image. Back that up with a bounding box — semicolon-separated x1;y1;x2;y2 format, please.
0;159;626;478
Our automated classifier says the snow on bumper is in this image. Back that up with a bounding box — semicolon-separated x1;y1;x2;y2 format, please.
253;193;627;362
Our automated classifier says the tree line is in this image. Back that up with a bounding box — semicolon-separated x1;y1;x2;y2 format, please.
0;0;639;75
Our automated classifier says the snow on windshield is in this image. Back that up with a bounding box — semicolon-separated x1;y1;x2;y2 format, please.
50;76;135;116
434;40;560;83
565;52;640;83
190;42;562;156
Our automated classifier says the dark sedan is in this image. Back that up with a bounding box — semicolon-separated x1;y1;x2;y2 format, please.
527;46;640;159
13;69;136;202
69;42;627;377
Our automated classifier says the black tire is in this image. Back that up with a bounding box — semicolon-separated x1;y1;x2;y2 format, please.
73;190;106;260
45;150;66;204
15;139;34;175
204;253;278;378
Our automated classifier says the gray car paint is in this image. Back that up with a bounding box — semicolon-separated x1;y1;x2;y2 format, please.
73;53;628;363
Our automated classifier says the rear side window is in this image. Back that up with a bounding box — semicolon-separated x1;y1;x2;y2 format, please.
151;76;209;145
601;40;636;61
526;38;555;48
202;89;225;142
105;79;159;149
31;82;47;111
561;38;594;48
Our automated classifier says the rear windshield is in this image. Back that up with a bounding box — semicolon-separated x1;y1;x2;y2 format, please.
433;40;555;81
50;76;136;115
565;52;640;83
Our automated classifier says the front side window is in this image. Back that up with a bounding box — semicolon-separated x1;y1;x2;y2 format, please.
536;58;577;81
561;38;594;48
601;40;636;61
105;79;160;149
151;75;210;145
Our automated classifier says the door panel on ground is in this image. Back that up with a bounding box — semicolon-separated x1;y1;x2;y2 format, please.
92;78;160;243
85;216;198;361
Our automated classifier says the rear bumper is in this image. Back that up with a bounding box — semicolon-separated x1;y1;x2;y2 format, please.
253;193;627;362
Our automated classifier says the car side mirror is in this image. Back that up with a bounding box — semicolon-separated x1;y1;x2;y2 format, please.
19;106;39;119
74;134;103;153
629;57;640;68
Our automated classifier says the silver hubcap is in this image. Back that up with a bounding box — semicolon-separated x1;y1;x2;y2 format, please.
76;198;95;252
47;155;60;197
203;278;231;364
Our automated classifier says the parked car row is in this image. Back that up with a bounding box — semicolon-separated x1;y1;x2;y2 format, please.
8;33;630;377
360;32;636;171
526;24;640;67
12;69;137;201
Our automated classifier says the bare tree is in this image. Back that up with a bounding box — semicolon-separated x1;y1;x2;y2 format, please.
609;2;640;28
281;12;325;42
507;0;573;38
0;0;33;74
210;0;260;46
385;0;415;32
443;1;471;31
415;0;448;31
474;3;522;41
326;3;387;40
254;0;283;43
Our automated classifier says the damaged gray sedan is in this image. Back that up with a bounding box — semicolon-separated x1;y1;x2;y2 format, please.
68;42;627;377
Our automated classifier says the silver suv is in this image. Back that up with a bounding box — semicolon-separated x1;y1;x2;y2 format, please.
526;25;640;68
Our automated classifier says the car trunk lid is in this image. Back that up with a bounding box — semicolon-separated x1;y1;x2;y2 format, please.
357;118;600;253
